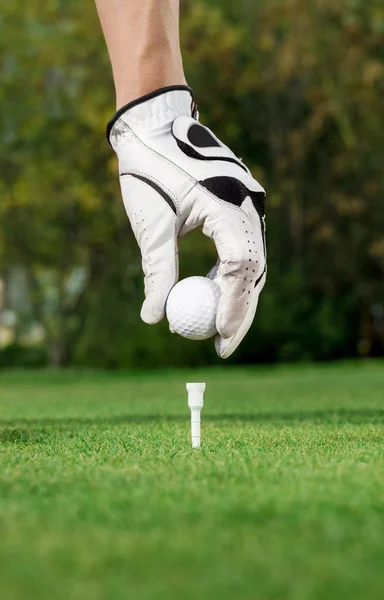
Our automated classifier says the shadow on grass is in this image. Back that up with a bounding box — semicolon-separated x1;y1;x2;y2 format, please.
0;428;47;443
1;408;384;434
1;409;383;444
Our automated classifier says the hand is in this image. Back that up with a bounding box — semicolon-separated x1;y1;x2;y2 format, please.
107;86;266;358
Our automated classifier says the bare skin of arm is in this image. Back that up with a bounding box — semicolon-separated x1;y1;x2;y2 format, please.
94;0;187;109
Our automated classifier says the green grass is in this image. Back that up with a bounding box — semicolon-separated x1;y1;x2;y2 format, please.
0;361;384;600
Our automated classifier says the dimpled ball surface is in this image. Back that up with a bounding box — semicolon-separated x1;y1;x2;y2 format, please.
166;276;221;340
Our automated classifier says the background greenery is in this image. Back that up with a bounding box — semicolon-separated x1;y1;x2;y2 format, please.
1;0;383;368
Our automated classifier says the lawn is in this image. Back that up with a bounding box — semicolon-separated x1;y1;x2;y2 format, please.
0;361;384;600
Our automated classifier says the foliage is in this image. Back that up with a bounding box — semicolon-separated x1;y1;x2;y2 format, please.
0;0;383;367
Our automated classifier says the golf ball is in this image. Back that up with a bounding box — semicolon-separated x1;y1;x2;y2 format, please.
166;277;221;340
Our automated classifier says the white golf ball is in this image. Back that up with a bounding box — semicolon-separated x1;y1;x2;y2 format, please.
166;277;221;340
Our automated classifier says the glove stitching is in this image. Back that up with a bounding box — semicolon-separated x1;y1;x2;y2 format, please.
118;121;199;196
120;170;181;217
195;183;252;217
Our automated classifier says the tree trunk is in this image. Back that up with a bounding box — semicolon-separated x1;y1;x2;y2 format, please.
48;339;67;368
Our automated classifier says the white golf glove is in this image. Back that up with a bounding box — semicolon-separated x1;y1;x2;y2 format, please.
107;86;266;358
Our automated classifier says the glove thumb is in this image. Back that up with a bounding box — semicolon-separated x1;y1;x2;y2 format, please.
119;173;179;325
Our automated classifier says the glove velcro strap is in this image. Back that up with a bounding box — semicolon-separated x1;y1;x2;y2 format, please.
106;85;195;142
172;115;249;174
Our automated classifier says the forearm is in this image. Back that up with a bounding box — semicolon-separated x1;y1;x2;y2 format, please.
95;0;186;108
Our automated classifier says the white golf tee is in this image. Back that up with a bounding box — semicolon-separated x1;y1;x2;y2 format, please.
186;383;206;449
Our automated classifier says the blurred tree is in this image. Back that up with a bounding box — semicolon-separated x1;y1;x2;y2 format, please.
0;0;123;365
0;0;383;367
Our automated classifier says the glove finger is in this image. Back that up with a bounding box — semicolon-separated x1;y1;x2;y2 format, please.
119;173;179;325
204;211;263;340
215;270;266;358
140;235;178;324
